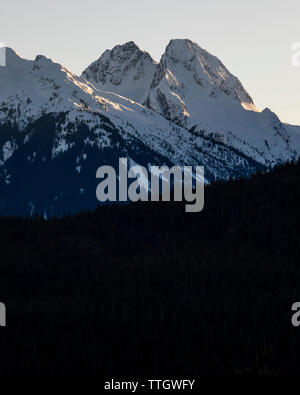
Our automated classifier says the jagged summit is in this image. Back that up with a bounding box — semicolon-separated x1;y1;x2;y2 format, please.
82;41;157;103
142;38;300;163
164;39;254;104
97;41;146;64
112;41;141;53
164;39;200;59
146;38;255;116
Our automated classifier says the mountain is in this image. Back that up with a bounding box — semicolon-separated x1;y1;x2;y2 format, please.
83;39;300;166
0;47;262;217
144;39;300;165
82;41;157;104
0;41;299;216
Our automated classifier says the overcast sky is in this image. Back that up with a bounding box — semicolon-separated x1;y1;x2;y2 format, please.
2;0;300;124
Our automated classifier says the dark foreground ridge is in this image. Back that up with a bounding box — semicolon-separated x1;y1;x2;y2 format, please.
0;161;300;376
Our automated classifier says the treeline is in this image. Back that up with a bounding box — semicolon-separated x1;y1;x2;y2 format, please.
0;160;300;375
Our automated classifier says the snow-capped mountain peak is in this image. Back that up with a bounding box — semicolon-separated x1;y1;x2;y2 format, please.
82;41;157;103
165;39;255;107
0;47;107;127
146;38;256;120
1;45;270;217
144;38;300;164
1;42;300;217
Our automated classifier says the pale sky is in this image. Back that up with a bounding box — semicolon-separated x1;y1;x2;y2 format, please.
1;0;300;124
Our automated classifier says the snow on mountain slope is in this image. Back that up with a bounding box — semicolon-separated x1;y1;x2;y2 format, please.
82;41;157;104
145;39;300;165
0;43;299;216
0;48;124;128
0;47;262;201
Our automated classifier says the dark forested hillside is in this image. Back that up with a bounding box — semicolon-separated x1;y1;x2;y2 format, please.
0;160;300;376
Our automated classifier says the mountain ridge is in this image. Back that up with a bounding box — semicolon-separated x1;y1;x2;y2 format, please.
0;40;299;216
83;39;300;166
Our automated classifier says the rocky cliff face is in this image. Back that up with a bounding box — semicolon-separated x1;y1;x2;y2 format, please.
82;41;157;103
